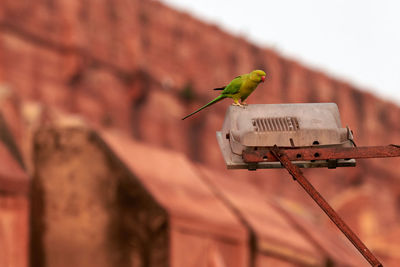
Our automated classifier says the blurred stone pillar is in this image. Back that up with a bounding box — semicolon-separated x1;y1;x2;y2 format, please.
31;126;167;267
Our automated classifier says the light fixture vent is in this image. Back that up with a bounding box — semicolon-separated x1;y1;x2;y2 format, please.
252;117;299;132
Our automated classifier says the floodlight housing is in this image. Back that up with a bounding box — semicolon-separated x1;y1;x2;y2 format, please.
216;103;356;169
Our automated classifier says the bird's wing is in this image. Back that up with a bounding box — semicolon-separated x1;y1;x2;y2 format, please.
222;75;244;95
213;75;242;90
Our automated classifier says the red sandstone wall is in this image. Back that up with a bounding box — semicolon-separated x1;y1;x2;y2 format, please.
0;0;400;265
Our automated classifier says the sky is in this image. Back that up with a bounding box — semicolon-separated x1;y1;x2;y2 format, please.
160;0;400;105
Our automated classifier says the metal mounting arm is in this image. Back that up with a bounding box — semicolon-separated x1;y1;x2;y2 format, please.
243;144;400;164
270;145;383;267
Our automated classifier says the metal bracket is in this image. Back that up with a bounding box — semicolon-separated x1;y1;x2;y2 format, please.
270;145;383;267
327;159;338;169
243;145;400;163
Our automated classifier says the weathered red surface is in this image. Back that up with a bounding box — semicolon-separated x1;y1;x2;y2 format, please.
198;165;368;266
103;129;370;266
0;141;29;267
269;199;369;267
0;194;29;267
101;130;249;267
270;146;381;266
0;143;28;194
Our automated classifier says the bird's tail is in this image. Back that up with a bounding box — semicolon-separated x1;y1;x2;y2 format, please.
182;95;226;120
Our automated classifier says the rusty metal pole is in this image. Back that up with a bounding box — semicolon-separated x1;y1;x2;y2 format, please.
270;145;383;267
243;144;400;163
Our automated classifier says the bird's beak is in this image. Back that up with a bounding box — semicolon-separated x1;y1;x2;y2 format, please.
261;76;266;82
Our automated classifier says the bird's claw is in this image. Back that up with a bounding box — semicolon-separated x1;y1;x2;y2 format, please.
232;102;246;108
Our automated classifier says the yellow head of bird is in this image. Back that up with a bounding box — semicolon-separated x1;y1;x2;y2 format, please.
250;70;266;83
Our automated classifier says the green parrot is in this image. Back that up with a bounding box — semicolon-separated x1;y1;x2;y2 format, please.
182;70;266;120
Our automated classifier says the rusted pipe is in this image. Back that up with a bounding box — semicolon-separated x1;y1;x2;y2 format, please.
243;145;400;163
270;145;383;267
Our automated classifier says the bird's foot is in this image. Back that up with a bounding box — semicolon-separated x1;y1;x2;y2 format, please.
232;102;245;108
241;102;248;106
